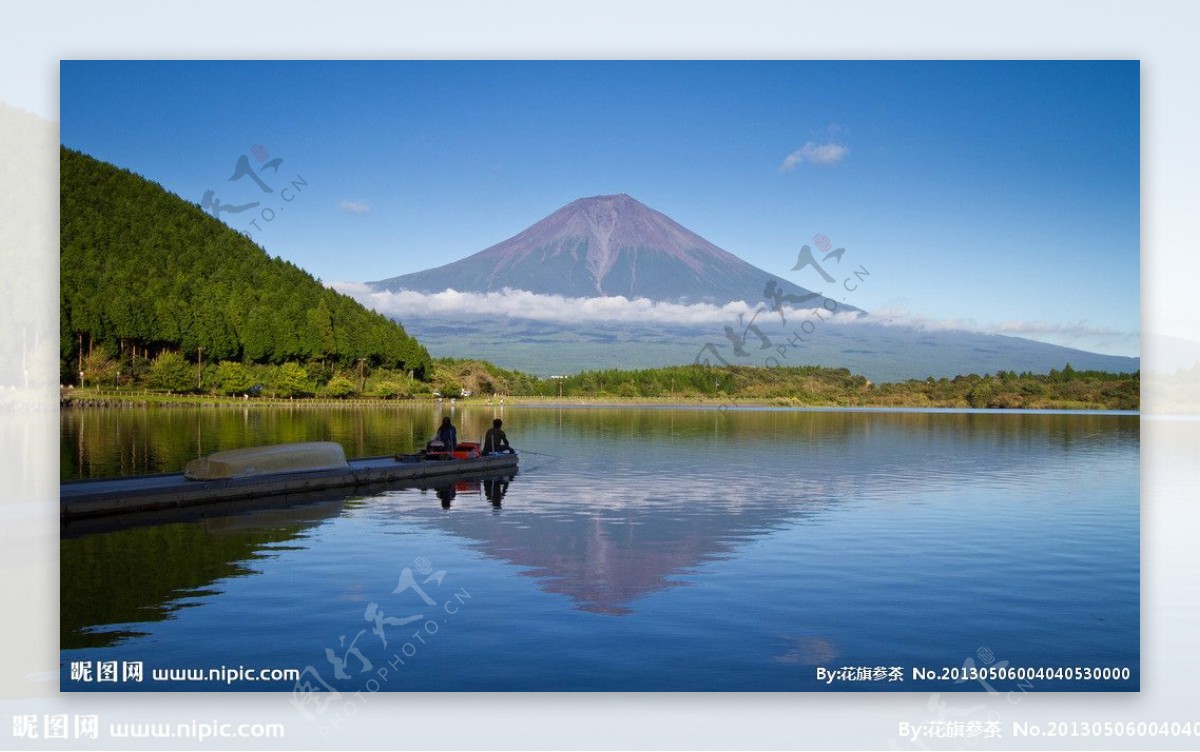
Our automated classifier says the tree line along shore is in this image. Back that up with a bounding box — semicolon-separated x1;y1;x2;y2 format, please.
62;358;1139;411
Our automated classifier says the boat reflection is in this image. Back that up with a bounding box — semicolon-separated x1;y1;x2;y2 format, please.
484;477;509;508
436;484;457;508
427;476;512;509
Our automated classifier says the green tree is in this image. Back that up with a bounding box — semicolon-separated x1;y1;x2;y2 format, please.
148;351;193;392
365;376;412;399
213;361;254;395
81;346;118;387
434;373;462;397
304;300;337;361
272;362;311;397
320;374;357;398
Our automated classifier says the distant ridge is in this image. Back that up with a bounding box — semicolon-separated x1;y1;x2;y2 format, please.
370;194;844;307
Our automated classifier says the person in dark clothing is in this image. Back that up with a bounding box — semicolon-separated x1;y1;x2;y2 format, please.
434;416;457;452
482;418;513;454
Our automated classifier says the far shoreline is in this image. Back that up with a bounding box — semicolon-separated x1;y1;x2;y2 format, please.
505;399;1140;415
59;388;1137;413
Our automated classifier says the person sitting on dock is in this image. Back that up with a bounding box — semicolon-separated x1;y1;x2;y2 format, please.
482;418;513;455
434;416;457;452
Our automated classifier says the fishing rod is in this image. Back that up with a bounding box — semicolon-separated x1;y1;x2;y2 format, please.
516;448;562;461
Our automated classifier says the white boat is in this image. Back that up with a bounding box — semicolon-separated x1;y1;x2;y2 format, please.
184;441;349;480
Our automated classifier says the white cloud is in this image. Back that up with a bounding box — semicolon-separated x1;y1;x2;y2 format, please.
859;306;1132;338
850;306;1139;355
330;283;1138;356
330;282;863;328
779;141;849;171
338;199;371;214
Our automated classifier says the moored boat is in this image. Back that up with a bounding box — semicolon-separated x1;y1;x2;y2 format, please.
398;440;517;462
184;441;349;480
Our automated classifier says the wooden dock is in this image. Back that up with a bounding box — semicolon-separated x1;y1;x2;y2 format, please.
61;453;519;520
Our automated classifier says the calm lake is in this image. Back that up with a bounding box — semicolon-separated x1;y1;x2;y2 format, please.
60;404;1139;693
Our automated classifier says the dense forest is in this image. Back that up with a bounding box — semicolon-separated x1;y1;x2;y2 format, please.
60;147;431;387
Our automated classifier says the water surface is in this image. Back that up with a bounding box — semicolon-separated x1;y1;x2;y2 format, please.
60;406;1139;692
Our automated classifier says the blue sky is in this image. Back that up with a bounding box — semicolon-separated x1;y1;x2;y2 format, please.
60;60;1139;355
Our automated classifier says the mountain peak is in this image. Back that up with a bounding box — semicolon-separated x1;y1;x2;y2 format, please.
370;195;827;306
576;192;635;202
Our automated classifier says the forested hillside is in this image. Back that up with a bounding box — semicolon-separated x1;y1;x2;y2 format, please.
60;147;430;386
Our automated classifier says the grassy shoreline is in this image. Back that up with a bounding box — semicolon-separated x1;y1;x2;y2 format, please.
60;388;1135;412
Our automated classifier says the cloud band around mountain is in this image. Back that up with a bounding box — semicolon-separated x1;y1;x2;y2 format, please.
332;283;1137;356
332;283;839;327
859;307;1139;355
